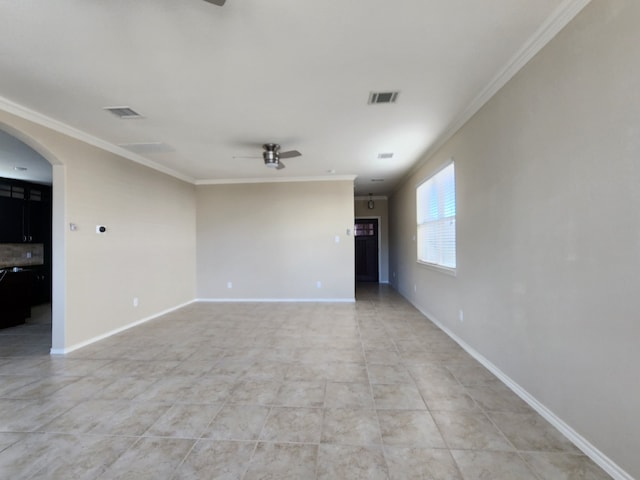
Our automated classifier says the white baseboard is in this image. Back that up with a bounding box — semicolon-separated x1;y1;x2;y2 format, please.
50;299;197;355
404;296;633;480
195;297;356;303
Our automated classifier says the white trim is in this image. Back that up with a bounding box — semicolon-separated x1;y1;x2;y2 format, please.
196;298;356;303
195;175;357;186
403;296;633;480
49;299;196;355
400;0;592;189
0;96;194;184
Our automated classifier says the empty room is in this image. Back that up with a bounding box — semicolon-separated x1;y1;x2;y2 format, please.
0;0;638;478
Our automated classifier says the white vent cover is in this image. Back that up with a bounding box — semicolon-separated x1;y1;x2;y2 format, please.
368;91;399;104
104;106;143;119
377;153;394;159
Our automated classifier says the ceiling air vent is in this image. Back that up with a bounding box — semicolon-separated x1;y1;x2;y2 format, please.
377;153;394;159
368;91;399;105
104;106;144;119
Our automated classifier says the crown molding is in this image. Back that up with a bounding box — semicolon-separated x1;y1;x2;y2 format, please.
0;96;195;184
195;175;357;186
399;0;592;191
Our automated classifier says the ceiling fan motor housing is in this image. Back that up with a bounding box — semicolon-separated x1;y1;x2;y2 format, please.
263;143;280;167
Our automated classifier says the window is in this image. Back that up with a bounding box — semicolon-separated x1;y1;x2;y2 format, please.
354;223;375;237
416;162;456;269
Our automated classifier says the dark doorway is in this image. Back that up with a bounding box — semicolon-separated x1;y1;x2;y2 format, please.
354;218;379;282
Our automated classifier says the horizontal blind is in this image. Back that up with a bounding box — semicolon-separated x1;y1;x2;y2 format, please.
416;162;456;268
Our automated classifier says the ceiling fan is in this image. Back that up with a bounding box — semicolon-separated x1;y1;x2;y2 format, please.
203;0;226;5
235;143;302;170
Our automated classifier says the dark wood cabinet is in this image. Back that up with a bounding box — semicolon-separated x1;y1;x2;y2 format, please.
29;266;50;306
1;178;52;306
0;183;27;243
0;179;51;244
0;270;32;328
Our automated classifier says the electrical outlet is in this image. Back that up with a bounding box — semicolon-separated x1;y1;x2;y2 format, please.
317;281;322;289
227;281;233;289
133;297;139;307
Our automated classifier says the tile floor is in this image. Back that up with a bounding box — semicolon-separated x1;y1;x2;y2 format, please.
0;285;611;479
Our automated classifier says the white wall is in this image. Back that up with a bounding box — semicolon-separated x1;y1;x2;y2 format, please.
0;110;197;351
389;0;639;477
197;180;355;301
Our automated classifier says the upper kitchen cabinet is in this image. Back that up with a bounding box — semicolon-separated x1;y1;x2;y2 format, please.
0;178;51;244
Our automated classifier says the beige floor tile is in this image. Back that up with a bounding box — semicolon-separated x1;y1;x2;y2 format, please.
0;287;609;478
466;383;534;414
244;442;317;480
372;383;427;410
4;376;81;400
240;361;291;381
324;382;374;408
489;411;582;453
172;440;255;480
317;444;389;479
203;404;270;441
0;432;25;452
321;408;381;446
368;364;415;384
364;348;403;365
260;407;323;443
0;397;77;433
98;437;194;479
176;376;235;404
377;410;446;448
144;403;222;439
91;375;157;400
446;362;500;386
274;381;325;407
30;434;135;480
521;452;612;480
228;380;281;406
451;450;539;480
384;446;463;480
432;410;514;451
0;432;61;478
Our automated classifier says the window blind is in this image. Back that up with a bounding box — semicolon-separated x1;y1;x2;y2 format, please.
416;162;456;269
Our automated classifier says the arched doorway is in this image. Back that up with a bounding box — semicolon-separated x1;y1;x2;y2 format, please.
0;124;65;354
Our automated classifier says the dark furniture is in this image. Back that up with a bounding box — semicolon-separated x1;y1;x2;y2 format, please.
0;270;32;328
0;177;52;306
0;178;51;244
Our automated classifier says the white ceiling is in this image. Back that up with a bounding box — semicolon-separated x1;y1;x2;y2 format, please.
0;0;587;195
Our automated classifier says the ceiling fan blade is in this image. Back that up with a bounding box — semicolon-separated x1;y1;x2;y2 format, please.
276;161;286;170
203;0;226;5
278;150;301;159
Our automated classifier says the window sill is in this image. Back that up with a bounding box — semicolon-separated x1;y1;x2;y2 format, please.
417;261;457;277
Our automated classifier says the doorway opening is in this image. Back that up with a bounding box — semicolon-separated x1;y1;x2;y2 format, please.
354;217;380;283
0;125;59;354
